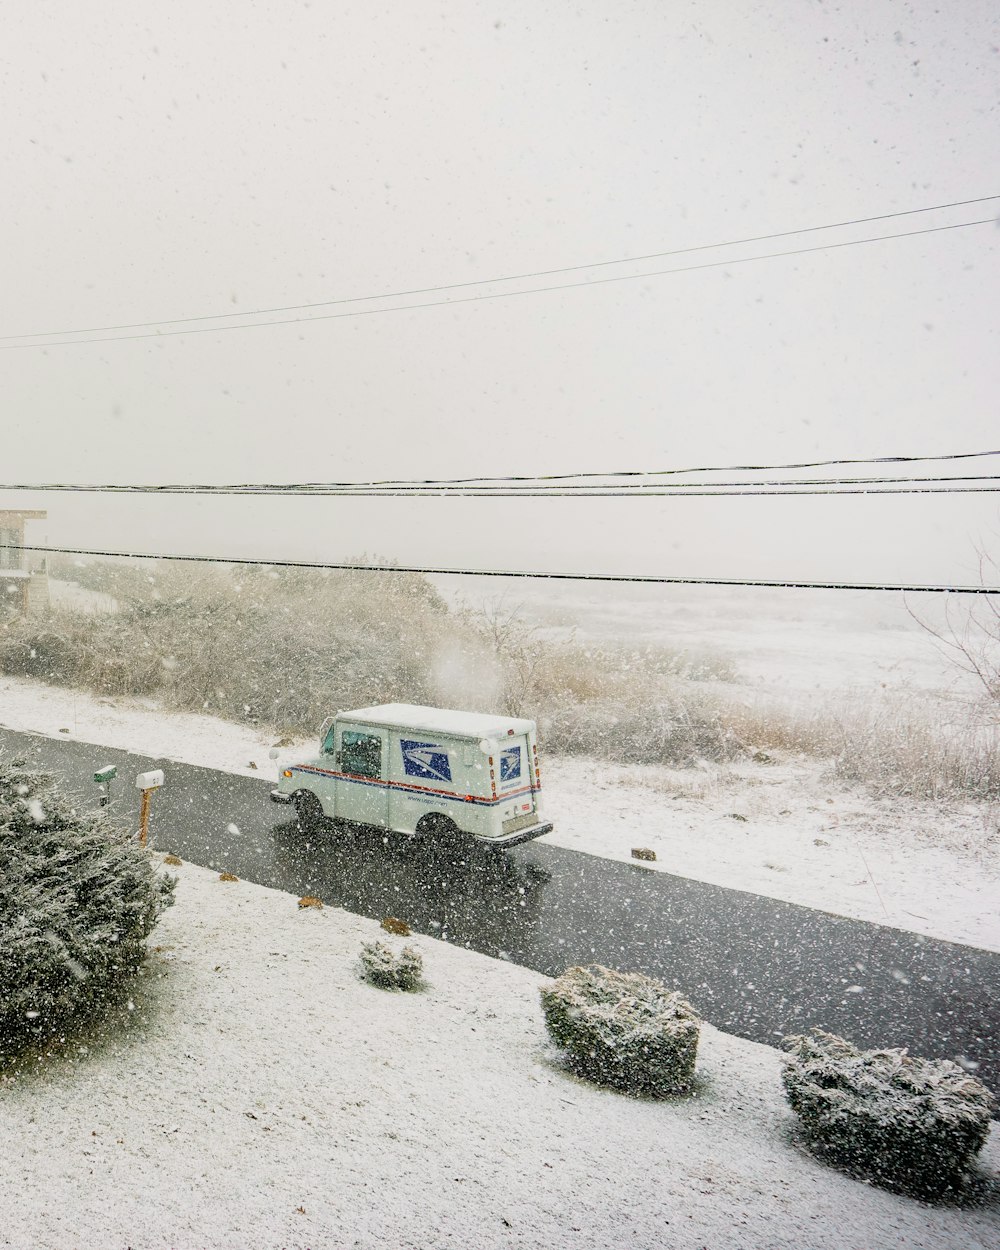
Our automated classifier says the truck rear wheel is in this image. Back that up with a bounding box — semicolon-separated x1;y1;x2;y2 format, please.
416;813;469;855
294;791;325;834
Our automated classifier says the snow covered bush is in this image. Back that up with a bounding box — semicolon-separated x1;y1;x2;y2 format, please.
13;560;454;731
0;758;175;1054
359;940;424;991
539;694;744;767
540;965;700;1096
781;1029;996;1196
0;626;84;685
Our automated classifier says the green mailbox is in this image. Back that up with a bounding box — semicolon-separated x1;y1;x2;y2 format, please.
94;764;117;806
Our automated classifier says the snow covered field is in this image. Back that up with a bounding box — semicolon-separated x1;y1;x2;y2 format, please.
440;580;982;695
2;857;996;1250
1;671;997;952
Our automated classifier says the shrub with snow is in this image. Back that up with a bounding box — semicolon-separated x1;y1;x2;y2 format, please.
781;1029;996;1196
540;964;700;1096
0;758;175;1054
359;940;424;991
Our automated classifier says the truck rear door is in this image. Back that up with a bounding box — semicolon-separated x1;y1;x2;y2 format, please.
495;733;537;835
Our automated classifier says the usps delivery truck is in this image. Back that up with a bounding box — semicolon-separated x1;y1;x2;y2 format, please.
270;703;553;848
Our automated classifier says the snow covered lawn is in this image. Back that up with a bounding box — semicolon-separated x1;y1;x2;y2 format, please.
2;858;996;1250
544;755;1000;952
1;674;997;952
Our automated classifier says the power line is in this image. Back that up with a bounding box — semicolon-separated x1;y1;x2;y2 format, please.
2;217;994;351
3;193;996;343
184;473;1000;495
2;450;1000;498
12;543;1000;594
253;473;1000;496
332;487;1000;497
3;478;1000;499
54;486;992;497
294;447;1000;489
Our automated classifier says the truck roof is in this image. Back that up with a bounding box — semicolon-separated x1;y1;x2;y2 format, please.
338;703;536;740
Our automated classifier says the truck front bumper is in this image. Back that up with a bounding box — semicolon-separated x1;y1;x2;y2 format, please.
269;788;293;805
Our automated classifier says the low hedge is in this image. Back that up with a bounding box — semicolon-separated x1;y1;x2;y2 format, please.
359;940;424;992
540;964;700;1096
782;1029;996;1195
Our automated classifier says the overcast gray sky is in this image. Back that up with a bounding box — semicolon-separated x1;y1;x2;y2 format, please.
1;0;998;583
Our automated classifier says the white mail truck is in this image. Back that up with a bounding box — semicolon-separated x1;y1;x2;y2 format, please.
270;703;553;848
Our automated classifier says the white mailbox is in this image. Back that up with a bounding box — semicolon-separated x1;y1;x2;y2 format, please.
135;769;165;791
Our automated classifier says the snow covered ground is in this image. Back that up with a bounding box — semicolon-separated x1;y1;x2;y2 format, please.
548;754;1000;952
2;857;996;1250
1;674;997;952
441;580;982;695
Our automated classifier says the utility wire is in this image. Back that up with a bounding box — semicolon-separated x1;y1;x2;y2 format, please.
3;448;1000;496
2;193;996;344
171;473;1000;495
312;486;1000;497
293;447;1000;489
3;478;1000;499
1;217;994;351
9;543;1000;594
252;473;1000;496
11;486;985;497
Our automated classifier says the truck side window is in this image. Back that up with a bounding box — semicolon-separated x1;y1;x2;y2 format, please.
341;731;382;779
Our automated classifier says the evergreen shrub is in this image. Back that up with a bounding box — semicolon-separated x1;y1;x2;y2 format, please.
782;1029;996;1196
0;758;175;1053
359;940;424;991
540;964;700;1096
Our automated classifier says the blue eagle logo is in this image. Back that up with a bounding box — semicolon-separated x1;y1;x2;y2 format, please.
500;746;521;782
400;739;452;783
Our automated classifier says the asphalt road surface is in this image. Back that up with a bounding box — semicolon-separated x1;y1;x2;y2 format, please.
4;726;999;1096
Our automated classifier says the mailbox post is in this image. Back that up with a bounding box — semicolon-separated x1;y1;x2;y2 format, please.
93;764;117;807
135;769;165;847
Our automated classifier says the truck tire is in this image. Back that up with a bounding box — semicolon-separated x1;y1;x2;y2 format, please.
294;790;325;834
416;813;472;859
415;812;454;838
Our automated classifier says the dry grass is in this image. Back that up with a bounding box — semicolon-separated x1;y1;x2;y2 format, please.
3;561;454;732
6;559;743;767
730;694;1000;801
538;689;744;767
7;558;1000;801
